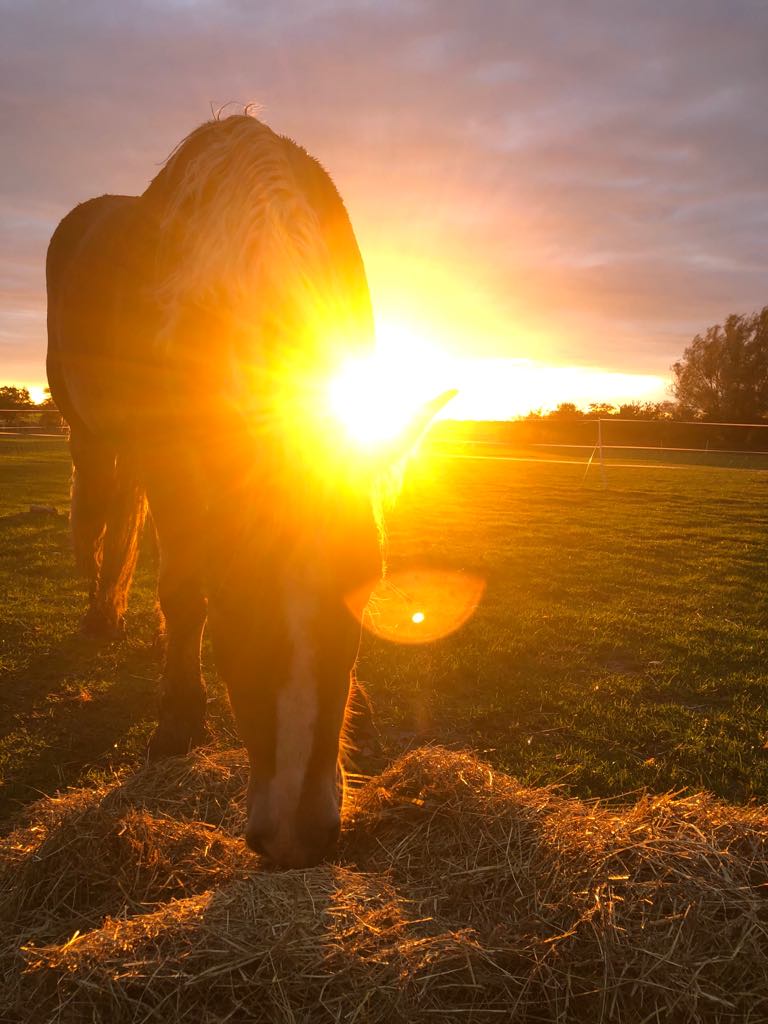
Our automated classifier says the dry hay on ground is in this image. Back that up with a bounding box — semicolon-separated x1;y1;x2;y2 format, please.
2;746;767;1023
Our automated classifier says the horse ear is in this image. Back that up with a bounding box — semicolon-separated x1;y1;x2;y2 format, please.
380;388;457;466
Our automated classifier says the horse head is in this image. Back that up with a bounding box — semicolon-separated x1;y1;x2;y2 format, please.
205;389;454;868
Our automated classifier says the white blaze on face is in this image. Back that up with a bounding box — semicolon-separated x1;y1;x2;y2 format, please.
247;572;346;865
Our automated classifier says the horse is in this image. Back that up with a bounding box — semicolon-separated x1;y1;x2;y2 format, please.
46;114;450;868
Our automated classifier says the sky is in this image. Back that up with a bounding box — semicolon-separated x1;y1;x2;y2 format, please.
1;0;767;417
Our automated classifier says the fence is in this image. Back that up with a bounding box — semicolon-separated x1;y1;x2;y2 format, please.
568;418;768;484
0;408;66;437
425;417;768;480
5;410;768;473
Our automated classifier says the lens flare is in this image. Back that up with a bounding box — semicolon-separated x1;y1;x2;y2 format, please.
346;567;485;644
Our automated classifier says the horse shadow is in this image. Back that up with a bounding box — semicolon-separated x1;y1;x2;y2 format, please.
0;629;165;823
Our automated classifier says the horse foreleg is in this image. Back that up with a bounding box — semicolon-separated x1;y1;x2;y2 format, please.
145;468;209;759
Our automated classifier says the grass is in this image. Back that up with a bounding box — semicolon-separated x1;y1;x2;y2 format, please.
2;433;768;828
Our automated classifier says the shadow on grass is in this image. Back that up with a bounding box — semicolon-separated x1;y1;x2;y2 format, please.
0;631;162;825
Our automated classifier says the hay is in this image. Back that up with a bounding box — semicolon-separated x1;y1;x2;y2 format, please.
1;749;251;941
2;746;768;1022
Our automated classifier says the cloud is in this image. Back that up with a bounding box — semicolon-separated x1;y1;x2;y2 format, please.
1;0;767;384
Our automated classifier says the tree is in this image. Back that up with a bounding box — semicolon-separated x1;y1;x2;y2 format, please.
546;402;583;420
586;402;615;418
671;307;768;422
0;386;33;408
617;401;676;420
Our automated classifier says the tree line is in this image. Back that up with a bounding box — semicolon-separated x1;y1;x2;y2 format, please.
525;400;676;421
528;305;768;424
439;305;768;453
0;387;63;433
0;386;55;408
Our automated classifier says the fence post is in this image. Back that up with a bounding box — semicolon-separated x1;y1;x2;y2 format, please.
598;418;607;488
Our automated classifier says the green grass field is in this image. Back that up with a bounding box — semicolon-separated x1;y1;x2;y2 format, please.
2;434;768;827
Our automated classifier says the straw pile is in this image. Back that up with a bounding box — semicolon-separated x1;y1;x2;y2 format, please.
2;746;767;1023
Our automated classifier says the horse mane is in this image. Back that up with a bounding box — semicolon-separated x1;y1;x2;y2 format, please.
143;114;357;368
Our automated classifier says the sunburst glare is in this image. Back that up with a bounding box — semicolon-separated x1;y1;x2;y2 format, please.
327;317;456;447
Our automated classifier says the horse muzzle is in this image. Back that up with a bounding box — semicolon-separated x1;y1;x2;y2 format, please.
246;817;341;868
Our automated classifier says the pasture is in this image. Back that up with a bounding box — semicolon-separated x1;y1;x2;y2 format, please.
2;434;768;817
3;434;768;1022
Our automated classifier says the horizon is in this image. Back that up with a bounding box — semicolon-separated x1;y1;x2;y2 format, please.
1;369;671;425
5;331;672;422
3;360;670;422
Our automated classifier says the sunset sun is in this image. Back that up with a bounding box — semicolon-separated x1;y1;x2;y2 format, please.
327;317;457;447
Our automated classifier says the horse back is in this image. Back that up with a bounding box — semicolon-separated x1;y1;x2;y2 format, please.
47;195;161;440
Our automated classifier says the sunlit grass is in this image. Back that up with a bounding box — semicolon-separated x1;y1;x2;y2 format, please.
3;434;768;824
365;447;768;799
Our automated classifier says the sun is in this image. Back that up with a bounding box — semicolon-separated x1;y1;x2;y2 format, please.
327;317;456;447
328;357;413;446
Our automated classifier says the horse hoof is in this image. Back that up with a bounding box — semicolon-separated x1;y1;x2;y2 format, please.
81;607;126;640
147;722;212;760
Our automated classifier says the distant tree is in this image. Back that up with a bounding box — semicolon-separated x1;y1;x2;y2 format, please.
616;402;643;419
617;400;676;420
39;389;62;431
671;308;768;422
650;400;677;420
0;385;33;408
547;402;583;420
586;402;615;418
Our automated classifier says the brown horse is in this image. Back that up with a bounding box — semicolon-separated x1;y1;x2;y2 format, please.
46;114;449;868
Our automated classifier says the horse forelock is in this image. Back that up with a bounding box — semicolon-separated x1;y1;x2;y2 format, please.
143;115;343;355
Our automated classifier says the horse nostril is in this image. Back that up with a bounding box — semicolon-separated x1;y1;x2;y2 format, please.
246;819;341;867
